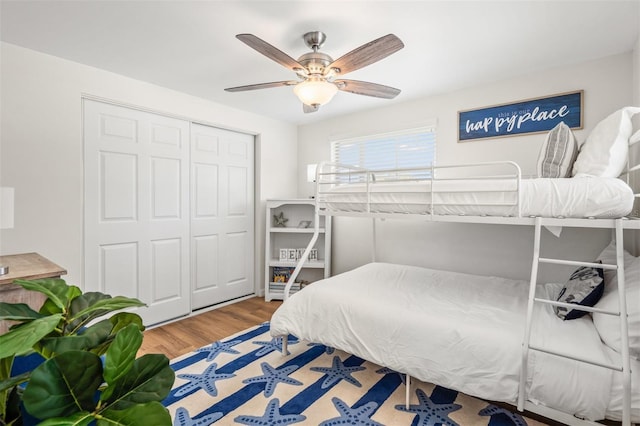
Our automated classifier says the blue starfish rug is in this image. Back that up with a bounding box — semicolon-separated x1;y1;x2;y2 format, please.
164;322;545;426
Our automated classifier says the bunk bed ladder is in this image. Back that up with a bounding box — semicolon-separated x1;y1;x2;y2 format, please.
518;218;632;426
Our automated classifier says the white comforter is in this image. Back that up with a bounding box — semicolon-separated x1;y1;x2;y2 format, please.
270;263;623;421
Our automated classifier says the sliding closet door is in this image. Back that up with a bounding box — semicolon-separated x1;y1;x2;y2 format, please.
84;100;190;325
190;123;254;309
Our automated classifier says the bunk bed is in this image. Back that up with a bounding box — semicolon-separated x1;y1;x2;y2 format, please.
270;112;640;426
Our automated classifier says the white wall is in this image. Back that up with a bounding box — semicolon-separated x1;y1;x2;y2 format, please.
635;10;640;106
298;52;635;282
0;42;298;290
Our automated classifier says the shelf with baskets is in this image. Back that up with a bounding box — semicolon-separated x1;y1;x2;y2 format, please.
265;199;331;301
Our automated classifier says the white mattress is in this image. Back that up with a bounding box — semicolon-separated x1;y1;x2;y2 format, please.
270;263;638;422
318;176;634;218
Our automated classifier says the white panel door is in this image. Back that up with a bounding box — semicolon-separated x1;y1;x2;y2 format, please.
191;123;254;309
84;100;190;325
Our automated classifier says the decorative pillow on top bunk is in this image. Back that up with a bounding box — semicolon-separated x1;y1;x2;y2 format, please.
536;121;578;178
554;263;605;320
592;242;640;358
572;106;640;178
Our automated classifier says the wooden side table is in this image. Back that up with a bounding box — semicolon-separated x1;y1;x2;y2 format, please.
0;253;67;334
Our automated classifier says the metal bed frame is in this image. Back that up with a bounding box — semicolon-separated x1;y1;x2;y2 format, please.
280;158;639;426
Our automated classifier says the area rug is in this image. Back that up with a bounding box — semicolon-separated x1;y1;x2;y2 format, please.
164;322;546;425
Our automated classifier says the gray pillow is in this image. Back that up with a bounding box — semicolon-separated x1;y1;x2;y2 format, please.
554;262;605;320
536;121;578;178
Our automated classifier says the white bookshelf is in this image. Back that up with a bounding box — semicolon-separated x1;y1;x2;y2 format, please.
264;199;331;301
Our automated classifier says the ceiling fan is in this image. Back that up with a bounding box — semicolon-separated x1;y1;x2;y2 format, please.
224;31;404;113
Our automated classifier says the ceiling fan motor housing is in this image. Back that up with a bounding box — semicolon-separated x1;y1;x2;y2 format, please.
297;51;334;75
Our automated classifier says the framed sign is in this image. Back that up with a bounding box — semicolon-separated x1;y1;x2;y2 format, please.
458;90;583;142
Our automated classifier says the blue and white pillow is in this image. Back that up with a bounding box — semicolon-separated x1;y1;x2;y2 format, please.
554;262;605;320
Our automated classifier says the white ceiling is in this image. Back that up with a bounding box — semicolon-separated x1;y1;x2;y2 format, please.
1;1;639;125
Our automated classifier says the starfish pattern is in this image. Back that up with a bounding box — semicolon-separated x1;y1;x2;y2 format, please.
319;397;384;426
234;398;306;425
478;405;528;426
173;407;223;426
310;356;366;389
175;362;235;397
242;362;303;397
195;339;241;362
273;212;289;227
395;388;461;426
253;336;298;356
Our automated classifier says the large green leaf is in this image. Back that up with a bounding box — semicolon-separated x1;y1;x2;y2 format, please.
40;318;113;355
97;401;171;426
39;284;81;316
103;324;142;386
22;351;103;419
68;296;146;329
37;411;94;426
14;279;71;311
0;302;45;321
109;312;144;335
90;314;145;357
66;292;112;332
102;354;174;410
0;315;62;359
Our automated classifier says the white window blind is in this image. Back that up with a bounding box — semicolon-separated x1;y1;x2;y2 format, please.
330;126;436;177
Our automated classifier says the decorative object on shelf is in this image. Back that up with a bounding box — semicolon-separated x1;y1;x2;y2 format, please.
273;211;288;227
272;266;294;283
308;248;318;261
299;279;312;288
279;248;289;262
296;248;305;260
458;90;583;141
288;248;297;261
298;220;312;228
278;248;318;262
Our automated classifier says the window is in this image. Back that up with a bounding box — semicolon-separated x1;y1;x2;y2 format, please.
330;125;436;179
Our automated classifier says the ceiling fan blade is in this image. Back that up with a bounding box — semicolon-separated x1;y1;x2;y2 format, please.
328;34;404;75
224;81;298;92
303;104;319;113
236;34;305;71
334;79;401;99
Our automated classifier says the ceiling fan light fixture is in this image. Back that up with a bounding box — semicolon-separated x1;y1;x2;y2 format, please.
293;79;338;106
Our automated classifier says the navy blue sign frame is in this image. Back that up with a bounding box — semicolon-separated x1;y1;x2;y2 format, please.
458;90;583;142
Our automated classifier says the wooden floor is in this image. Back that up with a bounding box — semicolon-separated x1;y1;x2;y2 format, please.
138;297;281;359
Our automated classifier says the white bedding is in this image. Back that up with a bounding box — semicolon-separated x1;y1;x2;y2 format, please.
318;176;634;218
270;263;638;422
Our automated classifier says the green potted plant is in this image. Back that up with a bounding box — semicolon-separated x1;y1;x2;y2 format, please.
0;278;175;425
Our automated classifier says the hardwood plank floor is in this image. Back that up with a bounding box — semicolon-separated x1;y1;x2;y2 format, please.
138;297;281;359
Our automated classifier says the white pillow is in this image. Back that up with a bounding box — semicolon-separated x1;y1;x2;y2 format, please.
536;121;578;178
572;107;640;178
592;241;640;358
